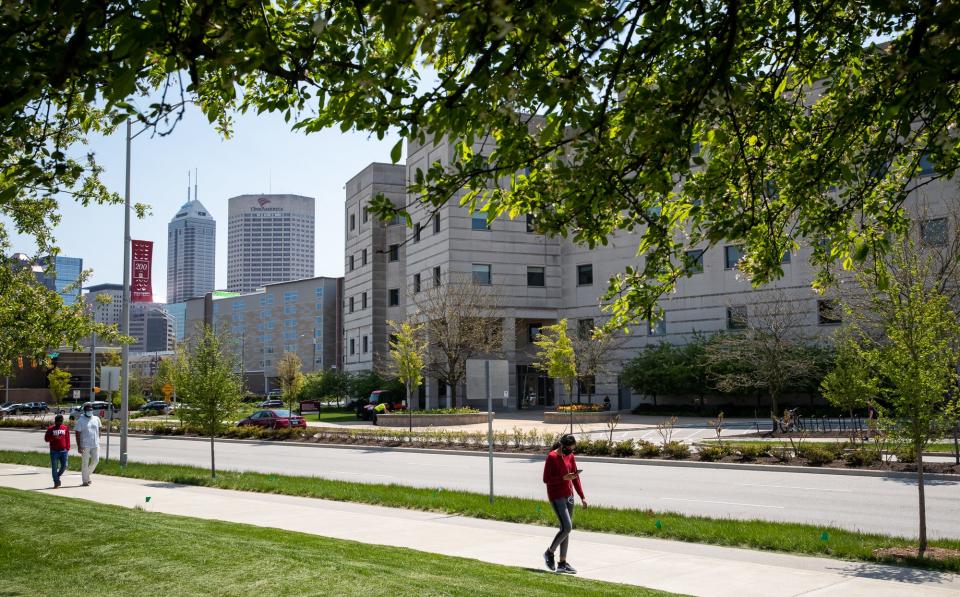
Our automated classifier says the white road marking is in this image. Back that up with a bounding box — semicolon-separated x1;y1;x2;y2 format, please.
736;483;854;493
661;497;785;509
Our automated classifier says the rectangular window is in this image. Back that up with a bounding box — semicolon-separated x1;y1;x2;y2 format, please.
647;318;666;336
781;250;792;264
362;249;368;266
388;288;400;306
413;222;422;243
685;249;705;274
349;338;355;355
349;255;355;271
283;304;296;315
362;336;369;353
818;300;842;325
433;266;442;287
576;264;593;286
349;213;355;231
528;323;542;342
388;244;399;262
919;153;936;176
362;206;369;223
471;213;489;230
527;266;545;287
577;318;594;340
361;292;367;309
727;306;748;330
472;264;492;285
283;291;298;302
433;214;440;233
921;217;948;246
413;273;421;293
526;213;536;233
284;319;296;329
348;297;355;313
724;245;743;270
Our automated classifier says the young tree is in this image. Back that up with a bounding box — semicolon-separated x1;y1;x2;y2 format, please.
46;368;71;405
842;245;960;558
569;319;626;404
705;293;825;423
299;369;350;406
820;334;879;442
533;319;578;405
621;343;683;407
173;325;243;478
387;320;426;429
151;358;176;400
412;274;501;408
276;351;305;416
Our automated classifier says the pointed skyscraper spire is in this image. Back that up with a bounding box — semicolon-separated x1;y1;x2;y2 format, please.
187;170;191;202
194;168;198;201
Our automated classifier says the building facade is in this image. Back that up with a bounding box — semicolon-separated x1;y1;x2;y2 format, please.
184;276;343;394
11;253;84;305
227;194;315;293
344;137;959;411
167;197;216;303
85;283;123;327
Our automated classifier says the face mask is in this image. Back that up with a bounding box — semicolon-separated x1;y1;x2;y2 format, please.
84;411;92;417
562;446;574;454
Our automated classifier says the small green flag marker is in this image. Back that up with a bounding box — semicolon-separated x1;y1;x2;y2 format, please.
655;520;662;530
820;531;829;542
536;505;542;514
145;496;151;503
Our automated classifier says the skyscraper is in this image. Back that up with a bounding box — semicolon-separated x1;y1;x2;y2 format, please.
11;252;84;305
227;194;315;293
167;178;216;303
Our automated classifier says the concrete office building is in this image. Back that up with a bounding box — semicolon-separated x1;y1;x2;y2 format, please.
85;283;123;327
227;194;315;293
184;276;342;394
167;193;216;303
344;136;958;411
83;286;175;353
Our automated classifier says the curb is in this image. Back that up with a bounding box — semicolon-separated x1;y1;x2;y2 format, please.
3;426;957;481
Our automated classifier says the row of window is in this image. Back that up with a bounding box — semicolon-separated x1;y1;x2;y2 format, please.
348;292;369;313
348;335;370;355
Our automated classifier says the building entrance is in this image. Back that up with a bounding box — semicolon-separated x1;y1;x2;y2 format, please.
516;365;554;409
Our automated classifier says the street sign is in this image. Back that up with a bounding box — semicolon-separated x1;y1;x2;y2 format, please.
72;389;80;400
161;383;173;397
101;366;121;392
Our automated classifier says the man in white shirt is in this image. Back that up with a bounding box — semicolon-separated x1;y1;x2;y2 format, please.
74;403;102;486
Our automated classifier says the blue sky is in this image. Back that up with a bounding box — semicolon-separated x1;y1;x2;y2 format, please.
8;106;401;301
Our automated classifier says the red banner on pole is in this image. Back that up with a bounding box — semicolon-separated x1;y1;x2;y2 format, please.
131;240;153;303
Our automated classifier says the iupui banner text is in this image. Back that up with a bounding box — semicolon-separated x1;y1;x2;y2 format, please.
131;240;153;302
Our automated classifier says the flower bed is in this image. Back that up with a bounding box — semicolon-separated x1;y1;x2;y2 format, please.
555;403;607;412
543;410;615;424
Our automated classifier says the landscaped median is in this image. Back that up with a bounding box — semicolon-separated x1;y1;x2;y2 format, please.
1;449;958;572
0;487;660;597
2;417;958;474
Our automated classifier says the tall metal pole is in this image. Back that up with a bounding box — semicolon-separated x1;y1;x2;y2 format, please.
119;119;132;468
486;360;494;504
89;331;97;402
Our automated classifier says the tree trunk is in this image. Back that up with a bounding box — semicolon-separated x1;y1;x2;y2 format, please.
450;383;458;409
210;432;216;479
917;446;927;558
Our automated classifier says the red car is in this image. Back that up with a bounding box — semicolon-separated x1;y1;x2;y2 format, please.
238;409;307;429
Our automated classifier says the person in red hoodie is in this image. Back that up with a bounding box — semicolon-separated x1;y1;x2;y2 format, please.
542;433;587;574
44;414;71;488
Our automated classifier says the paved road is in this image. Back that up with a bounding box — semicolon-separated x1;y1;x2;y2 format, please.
2;429;958;539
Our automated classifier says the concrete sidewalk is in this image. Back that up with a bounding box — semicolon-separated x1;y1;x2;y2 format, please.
1;464;958;597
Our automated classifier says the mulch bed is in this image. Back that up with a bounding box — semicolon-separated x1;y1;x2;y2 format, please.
874;547;960;562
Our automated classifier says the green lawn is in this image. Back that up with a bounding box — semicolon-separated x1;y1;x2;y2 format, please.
0;488;668;597
1;450;957;572
305;407;359;423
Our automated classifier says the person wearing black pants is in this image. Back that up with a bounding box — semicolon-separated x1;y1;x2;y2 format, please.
542;434;587;574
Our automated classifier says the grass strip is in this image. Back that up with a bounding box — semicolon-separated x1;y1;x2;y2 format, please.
1;449;958;573
0;487;669;597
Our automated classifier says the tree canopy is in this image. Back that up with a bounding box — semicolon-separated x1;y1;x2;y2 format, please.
5;1;960;331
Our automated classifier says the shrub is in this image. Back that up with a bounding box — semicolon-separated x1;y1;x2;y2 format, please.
896;445;917;463
612;440;635;457
663;441;690;459
697;445;726;462
511;427;525;449
541;432;557;449
636;440;662;458
737;444;767;462
797;444;835;466
494;430;510;450
588;439;611;456
844;448;881;467
575;438;594;455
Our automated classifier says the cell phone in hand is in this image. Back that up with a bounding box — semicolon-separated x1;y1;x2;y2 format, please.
575;469;583;474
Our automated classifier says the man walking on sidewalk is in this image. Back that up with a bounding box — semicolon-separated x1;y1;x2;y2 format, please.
542;434;587;574
44;414;70;488
74;403;102;486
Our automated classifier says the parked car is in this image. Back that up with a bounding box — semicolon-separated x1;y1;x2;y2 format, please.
237;409;306;429
356;390;405;421
70;401;112;418
139;401;172;415
0;403;21;416
257;399;284;408
10;402;49;414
